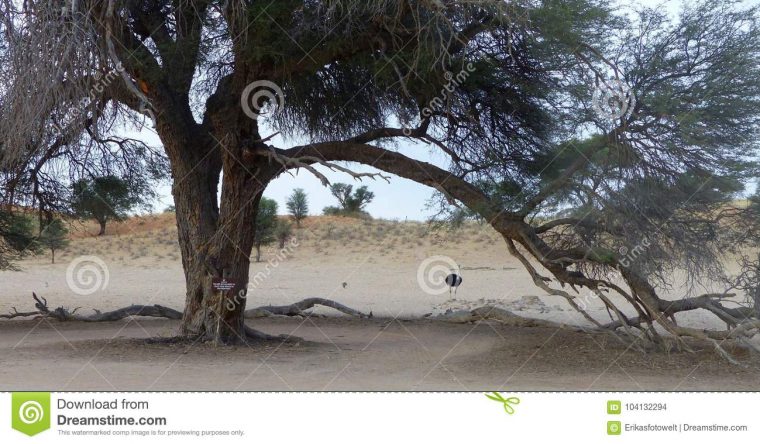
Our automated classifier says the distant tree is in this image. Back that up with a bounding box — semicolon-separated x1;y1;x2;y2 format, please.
323;183;374;217
163;205;176;213
253;198;278;262
0;210;38;270
286;189;309;227
275;221;293;249
38;219;69;264
71;176;146;236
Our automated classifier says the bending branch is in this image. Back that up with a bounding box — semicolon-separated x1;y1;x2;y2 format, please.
3;294;369;322
254;147;391;186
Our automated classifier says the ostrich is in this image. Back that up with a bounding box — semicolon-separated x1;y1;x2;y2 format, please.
445;273;463;296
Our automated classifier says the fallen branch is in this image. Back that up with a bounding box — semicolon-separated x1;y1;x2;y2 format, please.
2;294;370;322
245;298;371;318
5;293;184;322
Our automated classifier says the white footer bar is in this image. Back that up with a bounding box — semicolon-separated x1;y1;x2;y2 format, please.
1;392;755;442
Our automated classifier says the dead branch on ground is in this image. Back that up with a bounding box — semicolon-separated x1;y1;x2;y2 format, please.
1;293;370;322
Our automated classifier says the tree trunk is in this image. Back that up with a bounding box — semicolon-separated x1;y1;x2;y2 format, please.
255;244;262;262
152;76;278;344
166;132;273;343
97;219;107;236
51;249;55;264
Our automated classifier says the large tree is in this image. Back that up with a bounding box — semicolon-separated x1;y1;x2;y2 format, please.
2;0;760;353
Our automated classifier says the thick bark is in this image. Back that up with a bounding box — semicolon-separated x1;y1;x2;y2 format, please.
169;151;267;343
164;142;219;338
159;100;276;343
153;103;227;341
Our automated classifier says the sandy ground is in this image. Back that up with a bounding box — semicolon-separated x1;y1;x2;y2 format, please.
1;318;759;391
1;215;758;390
1;215;741;326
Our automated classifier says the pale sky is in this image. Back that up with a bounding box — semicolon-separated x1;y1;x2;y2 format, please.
140;0;713;220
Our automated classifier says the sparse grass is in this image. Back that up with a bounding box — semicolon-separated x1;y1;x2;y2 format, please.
38;214;503;265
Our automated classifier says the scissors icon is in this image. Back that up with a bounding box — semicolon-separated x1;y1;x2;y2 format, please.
485;392;520;414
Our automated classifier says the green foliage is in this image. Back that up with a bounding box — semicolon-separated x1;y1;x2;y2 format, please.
0;210;38;270
253;197;279;261
275;221;293;249
0;212;36;251
323;183;374;218
71;175;147;235
38;219;69;264
286;188;308;227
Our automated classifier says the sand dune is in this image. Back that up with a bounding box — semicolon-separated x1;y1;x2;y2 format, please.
2;214;758;390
